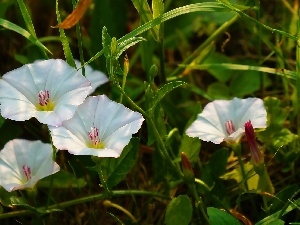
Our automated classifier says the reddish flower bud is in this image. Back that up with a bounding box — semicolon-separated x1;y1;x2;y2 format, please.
244;120;264;166
181;152;195;183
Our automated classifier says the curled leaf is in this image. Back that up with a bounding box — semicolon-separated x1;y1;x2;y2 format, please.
52;0;92;29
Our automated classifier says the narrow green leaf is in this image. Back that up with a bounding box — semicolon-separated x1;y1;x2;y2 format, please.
102;26;112;58
152;0;164;40
118;2;228;44
165;195;193;225
256;198;300;225
182;63;296;80
0;18;51;54
55;0;75;67
151;81;186;110
16;0;37;38
89;3;228;66
152;0;164;20
131;0;153;24
207;207;241;225
116;36;146;59
94;138;139;190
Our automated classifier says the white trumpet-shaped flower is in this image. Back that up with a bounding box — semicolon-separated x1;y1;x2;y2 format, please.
50;95;144;158
0;59;92;126
0;139;60;192
74;60;109;94
186;97;267;144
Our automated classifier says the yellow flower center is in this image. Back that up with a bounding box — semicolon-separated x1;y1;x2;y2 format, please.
36;90;55;111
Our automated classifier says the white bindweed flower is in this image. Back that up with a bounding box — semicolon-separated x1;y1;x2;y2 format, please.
186;97;267;144
74;60;109;94
50;95;144;158
0;139;60;192
0;59;92;126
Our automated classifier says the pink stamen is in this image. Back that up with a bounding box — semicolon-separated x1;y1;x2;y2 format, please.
88;127;100;146
225;120;235;135
38;90;50;106
22;165;31;181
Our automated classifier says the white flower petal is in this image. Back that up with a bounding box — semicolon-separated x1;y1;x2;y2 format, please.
0;139;60;192
50;95;144;158
186;97;267;144
75;60;109;94
0;59;92;126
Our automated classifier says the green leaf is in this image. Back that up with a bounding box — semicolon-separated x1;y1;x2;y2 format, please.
229;66;271;97
264;97;289;126
179;135;201;164
0;18;51;54
202;52;233;82
37;170;87;188
165;195;193;225
269;185;299;214
54;0;75;67
220;162;259;191
183;63;296;80
116;36;146;59
256;198;300;225
207;207;241;225
178;102;201;163
118;2;228;44
131;0;153;24
94;138;139;190
207;82;230;99
151;81;186;110
0;186;17;207
256;219;285;225
102;26;112;58
16;0;37;38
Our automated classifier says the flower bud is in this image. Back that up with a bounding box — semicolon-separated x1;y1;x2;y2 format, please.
244;120;264;167
181;152;195;183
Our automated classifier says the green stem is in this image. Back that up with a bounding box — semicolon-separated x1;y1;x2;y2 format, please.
0;190;170;220
116;86;182;177
232;144;249;191
194;178;211;192
76;24;85;76
188;183;210;224
46;129;57;208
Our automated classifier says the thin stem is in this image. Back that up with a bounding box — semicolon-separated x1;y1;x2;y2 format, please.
46;129;57;208
188;183;210;224
194;178;211;192
103;200;137;223
76;24;85;76
232;144;249;192
0;190;170;220
116;85;182;177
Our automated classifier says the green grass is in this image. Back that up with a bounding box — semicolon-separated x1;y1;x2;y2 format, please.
1;0;300;224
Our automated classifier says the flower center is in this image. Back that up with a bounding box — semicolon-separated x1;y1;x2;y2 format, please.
225;120;235;135
22;165;31;181
36;90;55;111
87;127;105;149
